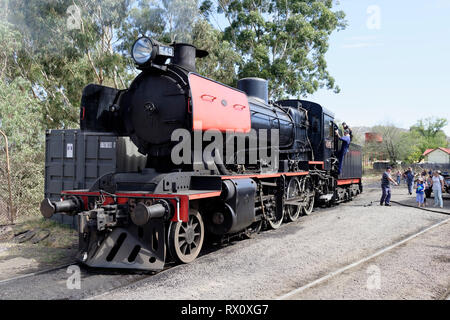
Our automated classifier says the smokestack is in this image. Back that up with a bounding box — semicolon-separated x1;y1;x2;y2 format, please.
172;43;209;72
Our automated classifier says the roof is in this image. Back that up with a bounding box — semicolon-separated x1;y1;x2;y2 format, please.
423;147;450;156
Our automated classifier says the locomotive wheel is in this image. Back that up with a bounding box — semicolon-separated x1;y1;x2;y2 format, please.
302;178;315;216
302;192;315;215
285;178;302;222
267;212;283;229
168;209;204;264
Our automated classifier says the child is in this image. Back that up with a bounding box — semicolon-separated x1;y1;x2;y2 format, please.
416;178;425;208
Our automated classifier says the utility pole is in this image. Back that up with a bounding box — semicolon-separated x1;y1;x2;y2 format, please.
0;127;13;224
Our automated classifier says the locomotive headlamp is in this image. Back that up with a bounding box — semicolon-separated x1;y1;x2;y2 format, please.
132;37;174;66
132;37;155;65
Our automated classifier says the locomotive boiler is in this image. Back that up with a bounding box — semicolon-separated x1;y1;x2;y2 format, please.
40;37;363;270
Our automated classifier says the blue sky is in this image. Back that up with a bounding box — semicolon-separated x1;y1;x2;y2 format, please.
309;0;450;135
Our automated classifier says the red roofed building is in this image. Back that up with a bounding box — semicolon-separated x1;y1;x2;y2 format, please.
422;147;450;164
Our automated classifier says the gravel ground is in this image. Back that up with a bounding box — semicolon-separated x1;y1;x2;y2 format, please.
0;264;149;300
95;186;450;300
285;220;450;300
1;184;448;300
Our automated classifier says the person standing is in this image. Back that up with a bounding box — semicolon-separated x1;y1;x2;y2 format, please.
396;170;402;185
425;174;433;198
406;167;415;195
380;166;398;206
431;170;444;208
416;178;425;208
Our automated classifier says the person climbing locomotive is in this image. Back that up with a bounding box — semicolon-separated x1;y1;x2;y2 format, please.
335;122;352;175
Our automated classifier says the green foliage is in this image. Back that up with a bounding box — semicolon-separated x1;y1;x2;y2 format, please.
366;118;449;164
4;0;134;128
192;19;240;86
408;117;449;162
368;124;411;163
0;77;45;219
211;0;346;98
120;0;200;48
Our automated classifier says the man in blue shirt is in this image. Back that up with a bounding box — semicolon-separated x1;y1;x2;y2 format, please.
405;167;415;195
335;128;351;175
380;166;398;206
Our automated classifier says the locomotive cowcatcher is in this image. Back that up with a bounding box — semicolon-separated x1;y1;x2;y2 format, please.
40;37;363;271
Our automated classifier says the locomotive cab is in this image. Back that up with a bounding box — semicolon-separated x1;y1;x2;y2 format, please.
277;100;337;172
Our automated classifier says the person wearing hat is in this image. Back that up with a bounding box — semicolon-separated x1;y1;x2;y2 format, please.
431;170;444;208
335;127;352;175
342;122;353;141
380;166;398;206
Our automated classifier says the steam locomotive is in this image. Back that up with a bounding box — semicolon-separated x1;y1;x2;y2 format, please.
40;37;362;270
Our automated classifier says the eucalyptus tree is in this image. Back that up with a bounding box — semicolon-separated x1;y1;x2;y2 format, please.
201;0;346;98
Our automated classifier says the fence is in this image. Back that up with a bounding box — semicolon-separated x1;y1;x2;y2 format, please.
0;129;14;226
408;163;450;174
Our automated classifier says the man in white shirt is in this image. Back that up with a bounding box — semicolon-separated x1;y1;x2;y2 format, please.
431;170;444;208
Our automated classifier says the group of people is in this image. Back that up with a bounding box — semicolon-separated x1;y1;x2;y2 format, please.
380;167;446;208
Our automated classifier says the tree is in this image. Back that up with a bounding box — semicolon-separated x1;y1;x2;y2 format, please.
0;77;45;219
203;0;346;98
192;19;241;85
370;124;411;164
408;117;449;162
4;0;134;128
121;0;201;47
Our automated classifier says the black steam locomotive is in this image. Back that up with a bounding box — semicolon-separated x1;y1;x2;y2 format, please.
40;38;362;270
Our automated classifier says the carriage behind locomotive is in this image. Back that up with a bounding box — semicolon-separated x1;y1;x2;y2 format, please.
40;37;362;271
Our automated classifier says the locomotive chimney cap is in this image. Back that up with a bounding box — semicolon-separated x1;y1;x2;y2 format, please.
172;43;209;58
172;43;209;72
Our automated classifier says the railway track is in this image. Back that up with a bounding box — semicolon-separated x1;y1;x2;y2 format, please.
0;237;237;300
0;261;154;300
0;263;75;285
277;216;450;300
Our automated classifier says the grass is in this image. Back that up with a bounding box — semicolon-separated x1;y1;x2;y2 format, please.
11;217;78;249
0;217;79;273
